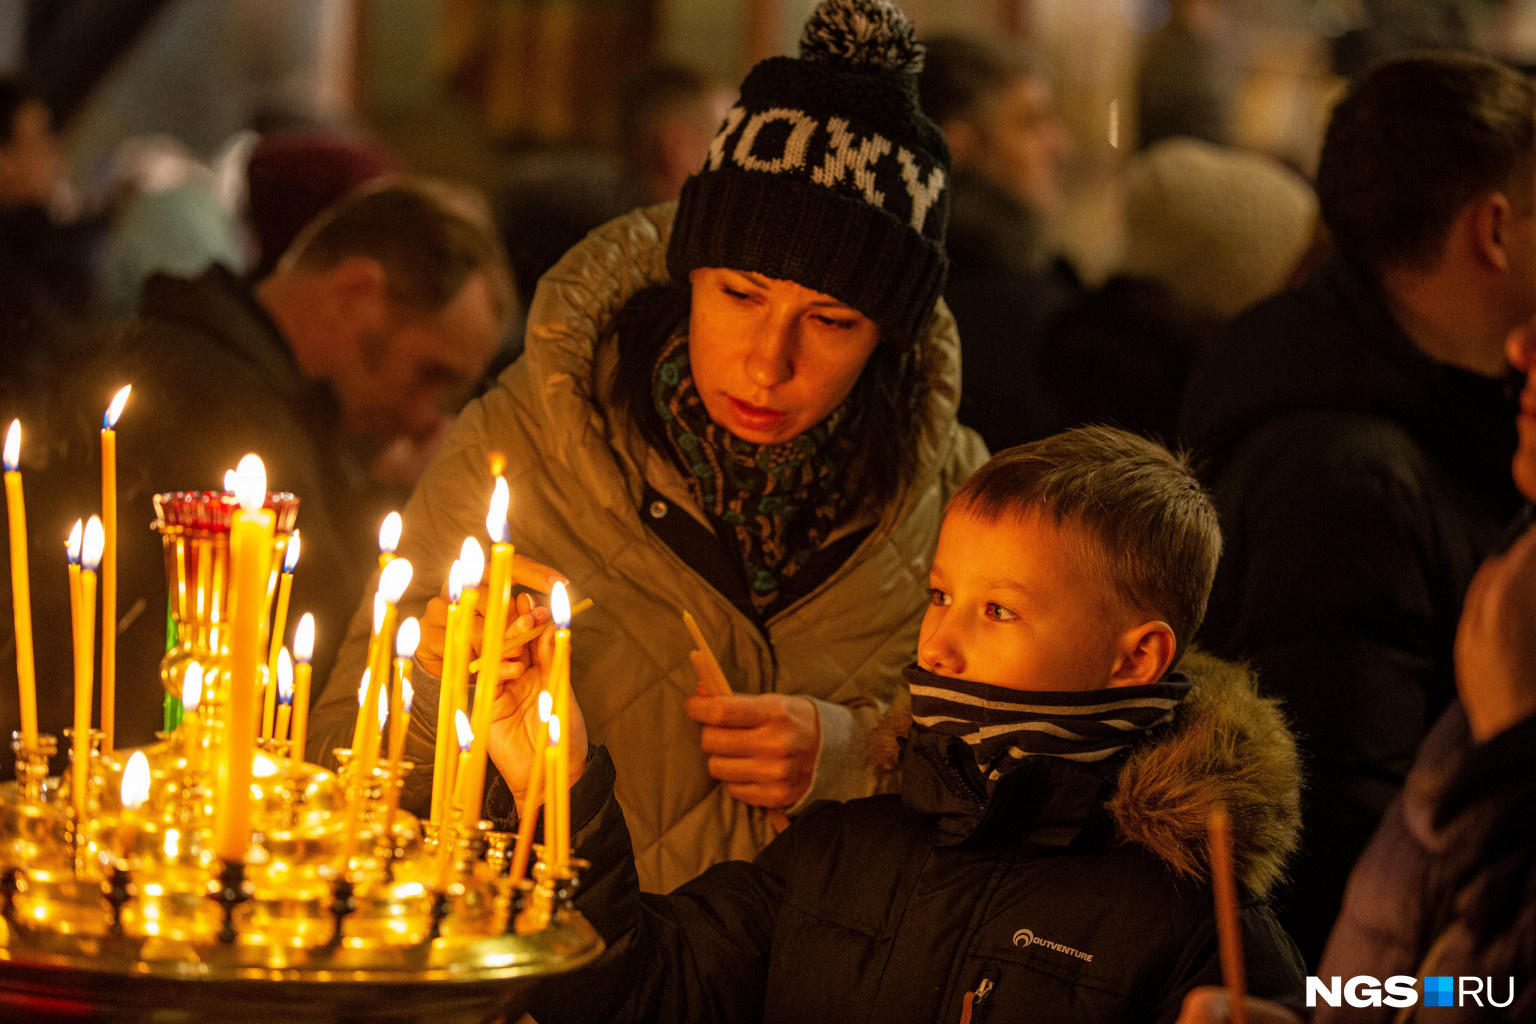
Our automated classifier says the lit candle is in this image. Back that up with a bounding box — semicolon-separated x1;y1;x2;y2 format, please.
291;613;315;761
264;530;300;736
435;709;474;891
65;518;81;679
352;597;385;756
100;384;130;755
118;750;150;863
356;558;412;787
378;511;402;570
275;648;294;749
462;479;513;825
388;618;419;771
181;662;203;765
213;454;275;864
546;714;565;872
431;559;464;828
71;517;104;831
436;539;485;826
509;689;551;886
549;583;573;871
3;421;37;746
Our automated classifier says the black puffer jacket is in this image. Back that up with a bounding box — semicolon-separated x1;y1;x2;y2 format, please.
1180;257;1523;966
529;652;1305;1024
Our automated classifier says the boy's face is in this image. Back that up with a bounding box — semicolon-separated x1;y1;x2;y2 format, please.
919;507;1127;692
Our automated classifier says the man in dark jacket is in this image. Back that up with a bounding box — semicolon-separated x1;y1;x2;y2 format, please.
1179;52;1531;967
490;428;1306;1023
0;179;512;760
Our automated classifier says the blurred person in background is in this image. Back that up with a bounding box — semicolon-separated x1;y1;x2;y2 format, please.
1180;51;1531;967
917;34;1081;452
616;61;735;207
1137;0;1239;149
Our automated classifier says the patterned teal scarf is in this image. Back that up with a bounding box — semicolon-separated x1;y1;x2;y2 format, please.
652;333;856;617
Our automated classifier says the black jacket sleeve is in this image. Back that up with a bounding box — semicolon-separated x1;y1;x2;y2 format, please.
529;746;785;1024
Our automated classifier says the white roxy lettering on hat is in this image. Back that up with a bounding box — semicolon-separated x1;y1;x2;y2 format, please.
897;147;945;232
813;116;892;206
734;108;819;173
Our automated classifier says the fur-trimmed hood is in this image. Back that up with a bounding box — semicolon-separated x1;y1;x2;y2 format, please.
898;648;1301;898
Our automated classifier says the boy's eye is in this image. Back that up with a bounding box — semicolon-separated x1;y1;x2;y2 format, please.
928;587;950;608
985;602;1017;622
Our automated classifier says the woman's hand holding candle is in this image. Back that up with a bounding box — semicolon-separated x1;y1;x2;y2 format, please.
686;692;821;810
486;624;587;816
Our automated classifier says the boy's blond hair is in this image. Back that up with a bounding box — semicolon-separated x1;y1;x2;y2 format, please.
951;426;1221;646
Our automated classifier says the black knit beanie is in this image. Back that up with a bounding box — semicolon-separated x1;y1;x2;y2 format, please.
666;0;951;346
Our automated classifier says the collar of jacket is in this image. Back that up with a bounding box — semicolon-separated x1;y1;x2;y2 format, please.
899;648;1303;896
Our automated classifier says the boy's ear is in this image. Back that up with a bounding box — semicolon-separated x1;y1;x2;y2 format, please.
1108;621;1176;689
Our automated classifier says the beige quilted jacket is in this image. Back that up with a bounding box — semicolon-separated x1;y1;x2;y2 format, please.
306;204;987;893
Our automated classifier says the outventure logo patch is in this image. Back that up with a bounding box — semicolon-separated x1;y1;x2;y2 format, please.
1305;976;1515;1009
1011;928;1093;963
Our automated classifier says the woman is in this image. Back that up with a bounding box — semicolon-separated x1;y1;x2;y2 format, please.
306;0;987;893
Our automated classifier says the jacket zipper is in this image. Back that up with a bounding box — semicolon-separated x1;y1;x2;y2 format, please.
958;966;998;1024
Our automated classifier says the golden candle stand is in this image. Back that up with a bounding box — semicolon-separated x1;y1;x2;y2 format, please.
0;722;602;1023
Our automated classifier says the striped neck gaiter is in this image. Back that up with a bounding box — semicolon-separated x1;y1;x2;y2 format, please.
904;665;1192;792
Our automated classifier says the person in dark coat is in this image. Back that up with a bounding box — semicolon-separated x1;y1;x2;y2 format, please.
0;178;512;763
486;428;1306;1024
1178;52;1532;968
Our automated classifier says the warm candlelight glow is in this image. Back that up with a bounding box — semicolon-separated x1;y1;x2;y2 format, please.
294;613;315;662
378;511;402;555
378;557;413;603
358;672;370;709
3;420;18;471
277;650;294;704
455;709;473;752
401;678;414;716
223;469;237;493
182;663;203;714
538;690;552;722
82;516;104;571
232;454;266;511
485;479;510;543
396;616;421;659
372;593;386;634
378;692;389;729
104;385;132;430
120;751;151;811
551;581;571;629
447;560;464;604
283;529;301;573
460;537;485;585
66;519;81;563
548;714;561;747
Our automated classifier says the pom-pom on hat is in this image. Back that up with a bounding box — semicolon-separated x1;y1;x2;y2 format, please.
667;0;950;345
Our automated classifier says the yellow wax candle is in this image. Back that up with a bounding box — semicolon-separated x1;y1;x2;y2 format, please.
432;559;465;828
463;479;513;826
435;710;474;892
275;648;294;748
437;538;485;826
358;559;412;786
193;537;211;648
264;530;299;722
182;662;204;764
509;690;552;886
100;384;129;754
118;750;150;864
71;518;103;831
291;613;315;761
4;422;38;746
546;715;564;872
213;455;275;865
381;650;415;847
389;619;419;768
352;595;386;756
209;538;227;652
378;511;401;570
549;584;573;870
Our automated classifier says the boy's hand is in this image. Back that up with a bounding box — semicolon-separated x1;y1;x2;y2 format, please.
686;693;820;809
1455;521;1536;742
1175;988;1301;1024
485;594;588;813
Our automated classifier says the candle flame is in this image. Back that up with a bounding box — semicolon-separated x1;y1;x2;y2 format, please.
66;519;82;564
454;708;473;751
378;557;413;604
3;420;18;472
164;829;180;859
104;384;132;430
121;751;151;811
395;616;421;659
378;511;402;555
447;559;464;603
277;648;294;703
294;613;315;662
401;678;414;716
232;454;266;512
551;581;571;629
459;537;485;586
223;469;237;493
182;663;203;713
283;530;301;573
373;593;386;633
538;690;552;722
485;478;510;544
357;671;370;708
548;714;561;747
253;753;279;779
82;516;105;571
378;691;389;728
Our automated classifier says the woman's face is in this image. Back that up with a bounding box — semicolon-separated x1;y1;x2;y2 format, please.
687;267;881;445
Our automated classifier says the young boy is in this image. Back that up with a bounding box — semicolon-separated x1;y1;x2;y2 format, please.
489;426;1306;1023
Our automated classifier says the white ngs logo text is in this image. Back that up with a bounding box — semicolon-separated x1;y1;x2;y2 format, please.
1307;976;1516;1009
